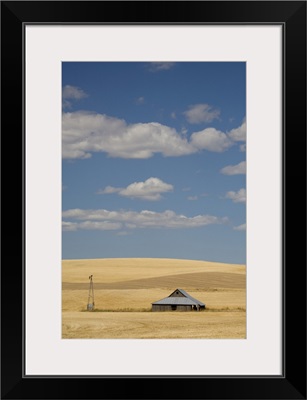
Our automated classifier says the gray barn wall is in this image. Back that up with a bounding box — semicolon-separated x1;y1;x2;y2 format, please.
152;305;193;312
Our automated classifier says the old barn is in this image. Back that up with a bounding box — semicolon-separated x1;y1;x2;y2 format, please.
152;288;205;312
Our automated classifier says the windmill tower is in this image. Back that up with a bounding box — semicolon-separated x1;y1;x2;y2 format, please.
87;275;95;311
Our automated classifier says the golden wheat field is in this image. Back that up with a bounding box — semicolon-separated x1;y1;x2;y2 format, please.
62;258;246;339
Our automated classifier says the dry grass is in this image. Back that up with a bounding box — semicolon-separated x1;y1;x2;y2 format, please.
62;258;245;283
62;258;246;339
62;311;246;339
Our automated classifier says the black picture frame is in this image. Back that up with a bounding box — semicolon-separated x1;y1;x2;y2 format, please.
1;1;306;399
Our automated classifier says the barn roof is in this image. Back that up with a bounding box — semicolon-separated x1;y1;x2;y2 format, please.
152;288;205;306
152;297;200;306
175;288;205;306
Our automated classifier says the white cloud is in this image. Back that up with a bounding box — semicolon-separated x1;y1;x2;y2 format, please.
62;85;88;109
148;62;175;71
62;111;240;159
228;119;246;142
116;231;131;236
62;208;227;231
240;144;246;152
120;178;173;201
190;128;233;152
187;196;198;201
136;96;145;104
234;223;246;231
62;219;122;231
98;177;173;201
62;100;72;109
226;188;246;203
220;161;246;175
62;111;196;159
98;186;121;194
62;221;77;231
184;104;220;124
171;112;176;119
62;85;87;100
182;187;191;192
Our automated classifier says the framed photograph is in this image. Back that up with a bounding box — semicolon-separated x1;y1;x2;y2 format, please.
1;1;306;399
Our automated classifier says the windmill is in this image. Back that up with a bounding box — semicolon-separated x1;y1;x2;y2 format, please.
87;275;95;311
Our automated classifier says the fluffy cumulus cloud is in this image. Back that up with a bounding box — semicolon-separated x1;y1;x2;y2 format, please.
190;128;232;152
220;161;246;175
62;85;88;109
62;208;228;231
234;223;246;231
62;111;246;160
62;111;195;159
98;177;173;201
228;119;246;142
63;85;88;100
148;62;175;71
184;104;220;124
62;85;87;109
226;188;246;203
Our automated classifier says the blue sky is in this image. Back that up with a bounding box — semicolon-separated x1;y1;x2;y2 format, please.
62;62;246;263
